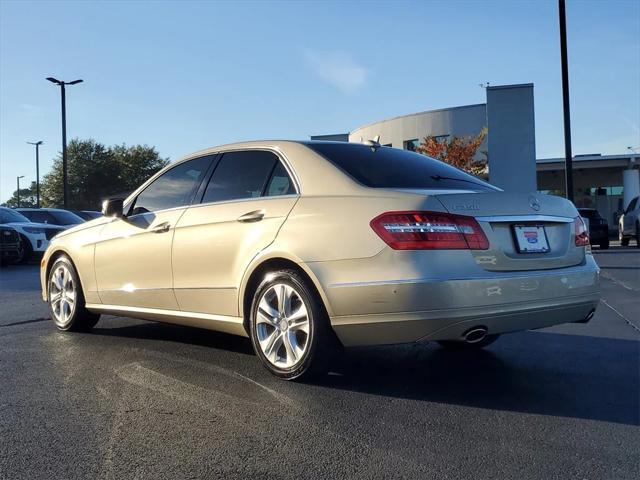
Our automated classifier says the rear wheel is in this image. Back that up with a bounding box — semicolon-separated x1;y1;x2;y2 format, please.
636;223;640;248
437;334;500;350
600;238;610;249
249;269;337;380
48;256;100;331
620;229;629;246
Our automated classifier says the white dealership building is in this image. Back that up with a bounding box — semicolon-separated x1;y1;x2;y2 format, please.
312;83;640;230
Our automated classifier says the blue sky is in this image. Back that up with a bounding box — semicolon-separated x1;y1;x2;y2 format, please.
1;0;639;203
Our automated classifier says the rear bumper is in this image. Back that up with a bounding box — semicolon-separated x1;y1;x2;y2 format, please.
310;254;600;347
589;227;609;242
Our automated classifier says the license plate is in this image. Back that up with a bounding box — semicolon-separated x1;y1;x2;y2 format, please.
513;225;550;253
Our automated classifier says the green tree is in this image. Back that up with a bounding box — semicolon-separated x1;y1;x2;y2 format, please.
2;181;38;208
41;139;169;210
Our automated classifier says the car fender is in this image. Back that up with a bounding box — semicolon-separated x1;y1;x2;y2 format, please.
237;247;334;319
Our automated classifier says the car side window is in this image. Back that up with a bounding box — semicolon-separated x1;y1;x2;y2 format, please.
129;156;211;216
265;161;296;197
627;197;638;213
201;150;278;203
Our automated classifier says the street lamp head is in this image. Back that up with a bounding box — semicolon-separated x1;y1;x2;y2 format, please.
46;77;62;85
17;175;25;180
67;79;83;85
27;141;44;146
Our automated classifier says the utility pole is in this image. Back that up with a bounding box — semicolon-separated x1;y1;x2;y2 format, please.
559;0;574;202
46;77;83;208
27;141;44;208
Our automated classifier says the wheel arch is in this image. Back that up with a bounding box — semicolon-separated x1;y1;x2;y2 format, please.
43;248;84;298
239;253;333;335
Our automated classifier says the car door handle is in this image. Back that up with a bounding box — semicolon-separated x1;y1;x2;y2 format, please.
151;222;171;233
237;210;265;223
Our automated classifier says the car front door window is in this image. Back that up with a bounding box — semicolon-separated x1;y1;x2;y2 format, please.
129;156;212;216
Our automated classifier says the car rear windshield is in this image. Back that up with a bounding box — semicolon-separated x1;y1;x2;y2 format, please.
305;142;498;192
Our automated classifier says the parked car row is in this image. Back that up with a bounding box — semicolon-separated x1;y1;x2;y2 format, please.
0;206;102;265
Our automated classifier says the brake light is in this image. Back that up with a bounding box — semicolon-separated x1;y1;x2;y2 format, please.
574;216;589;246
370;211;489;250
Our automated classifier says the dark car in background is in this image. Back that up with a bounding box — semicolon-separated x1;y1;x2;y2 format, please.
70;210;102;221
0;225;22;266
16;208;84;227
578;208;609;249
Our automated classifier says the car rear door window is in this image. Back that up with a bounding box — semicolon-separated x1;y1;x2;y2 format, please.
265;161;296;196
130;156;211;215
202;150;278;203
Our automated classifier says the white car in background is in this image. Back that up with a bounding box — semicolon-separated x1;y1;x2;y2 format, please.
619;195;640;247
0;207;65;262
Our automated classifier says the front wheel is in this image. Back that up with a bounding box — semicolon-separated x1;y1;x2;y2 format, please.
48;256;100;331
17;234;32;263
437;334;500;350
600;239;610;249
249;269;337;380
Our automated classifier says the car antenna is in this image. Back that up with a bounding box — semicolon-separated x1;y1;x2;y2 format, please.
361;135;381;152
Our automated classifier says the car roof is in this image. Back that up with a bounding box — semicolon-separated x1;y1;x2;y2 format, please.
123;140;369;205
178;140;346;162
17;207;65;212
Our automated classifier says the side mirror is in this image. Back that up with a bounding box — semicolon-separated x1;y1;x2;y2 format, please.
102;198;124;218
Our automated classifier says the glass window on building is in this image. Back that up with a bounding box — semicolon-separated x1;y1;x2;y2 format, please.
433;134;450;143
403;139;420;151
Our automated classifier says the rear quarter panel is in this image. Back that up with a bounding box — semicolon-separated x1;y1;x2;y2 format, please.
274;193;449;262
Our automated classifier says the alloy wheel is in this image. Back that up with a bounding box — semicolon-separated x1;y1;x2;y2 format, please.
255;283;310;369
49;264;77;327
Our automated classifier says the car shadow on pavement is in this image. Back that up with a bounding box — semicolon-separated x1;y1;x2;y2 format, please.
318;330;640;426
91;321;255;356
88;321;638;426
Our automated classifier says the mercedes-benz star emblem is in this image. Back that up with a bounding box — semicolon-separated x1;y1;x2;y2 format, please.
529;197;541;211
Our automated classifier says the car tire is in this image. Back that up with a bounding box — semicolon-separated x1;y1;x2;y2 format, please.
636;224;640;248
620;229;629;246
47;256;100;332
249;269;338;380
17;234;32;263
437;334;500;350
600;239;610;249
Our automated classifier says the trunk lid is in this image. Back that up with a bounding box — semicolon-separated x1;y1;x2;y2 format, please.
435;192;584;271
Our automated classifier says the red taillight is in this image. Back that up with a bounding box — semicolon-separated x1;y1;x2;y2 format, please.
370;211;489;250
574;216;590;246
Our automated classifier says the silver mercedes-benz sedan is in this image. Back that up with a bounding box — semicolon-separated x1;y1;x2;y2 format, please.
40;141;600;379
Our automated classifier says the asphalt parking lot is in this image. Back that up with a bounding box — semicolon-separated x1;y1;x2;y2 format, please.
1;246;639;479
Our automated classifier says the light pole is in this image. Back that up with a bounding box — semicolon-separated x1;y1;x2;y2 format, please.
17;176;25;208
27;141;44;208
46;77;83;209
558;0;574;202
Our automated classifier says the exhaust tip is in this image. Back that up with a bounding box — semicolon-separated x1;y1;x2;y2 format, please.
464;326;488;344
